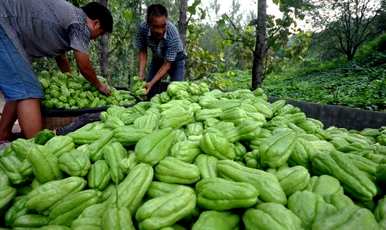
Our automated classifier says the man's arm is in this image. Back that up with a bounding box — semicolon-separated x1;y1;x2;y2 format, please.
138;50;147;80
74;50;110;95
55;54;71;73
145;61;171;94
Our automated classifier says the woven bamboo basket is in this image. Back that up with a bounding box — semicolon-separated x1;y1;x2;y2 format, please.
43;116;77;131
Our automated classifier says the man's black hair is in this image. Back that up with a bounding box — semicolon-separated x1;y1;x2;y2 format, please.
146;4;168;23
81;2;113;33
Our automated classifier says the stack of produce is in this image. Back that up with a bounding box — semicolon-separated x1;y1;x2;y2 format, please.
1;81;386;229
38;71;136;109
130;76;147;98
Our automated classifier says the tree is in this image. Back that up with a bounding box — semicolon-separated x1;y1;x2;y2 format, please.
309;0;382;61
99;0;110;82
215;0;308;87
216;12;255;71
252;0;267;89
101;0;142;87
180;0;206;79
178;0;187;48
210;0;220;16
376;0;386;32
229;0;241;22
178;0;205;49
178;0;188;48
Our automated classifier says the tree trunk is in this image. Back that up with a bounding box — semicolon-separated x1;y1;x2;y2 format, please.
178;0;188;49
100;35;109;81
252;0;267;90
347;52;354;61
178;0;188;79
99;0;110;83
130;0;142;87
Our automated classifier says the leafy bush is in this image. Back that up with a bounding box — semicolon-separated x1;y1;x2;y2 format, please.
199;63;385;111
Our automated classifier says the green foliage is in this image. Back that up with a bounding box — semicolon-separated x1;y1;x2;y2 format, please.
355;33;386;66
68;0;89;7
198;59;385;111
214;2;308;75
186;23;224;80
306;0;382;61
107;0;140;85
199;70;250;91
263;62;386;111
216;15;255;70
283;32;313;61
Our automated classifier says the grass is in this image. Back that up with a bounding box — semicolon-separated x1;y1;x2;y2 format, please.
263;61;386;111
199;61;386;111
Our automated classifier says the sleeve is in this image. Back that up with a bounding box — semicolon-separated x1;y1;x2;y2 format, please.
136;23;148;51
68;23;90;54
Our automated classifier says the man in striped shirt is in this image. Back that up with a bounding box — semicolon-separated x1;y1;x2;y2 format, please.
136;4;186;97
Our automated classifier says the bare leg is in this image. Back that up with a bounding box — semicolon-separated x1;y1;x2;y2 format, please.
17;99;42;139
0;101;17;140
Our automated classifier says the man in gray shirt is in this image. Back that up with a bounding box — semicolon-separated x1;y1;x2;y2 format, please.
0;0;113;141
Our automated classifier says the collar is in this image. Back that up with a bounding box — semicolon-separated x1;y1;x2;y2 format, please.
80;9;92;40
147;21;168;39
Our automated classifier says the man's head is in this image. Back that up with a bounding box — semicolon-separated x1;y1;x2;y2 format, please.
146;4;168;40
81;2;113;40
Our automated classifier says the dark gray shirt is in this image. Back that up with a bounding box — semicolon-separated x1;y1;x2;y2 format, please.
0;0;91;63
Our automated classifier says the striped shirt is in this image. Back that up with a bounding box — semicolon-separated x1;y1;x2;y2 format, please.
136;21;185;62
0;0;90;63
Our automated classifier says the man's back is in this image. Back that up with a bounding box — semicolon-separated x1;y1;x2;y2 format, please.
0;0;89;61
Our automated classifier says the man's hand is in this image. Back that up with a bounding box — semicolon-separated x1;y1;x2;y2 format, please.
144;61;171;95
74;50;110;96
97;83;111;96
145;82;154;95
139;72;145;81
